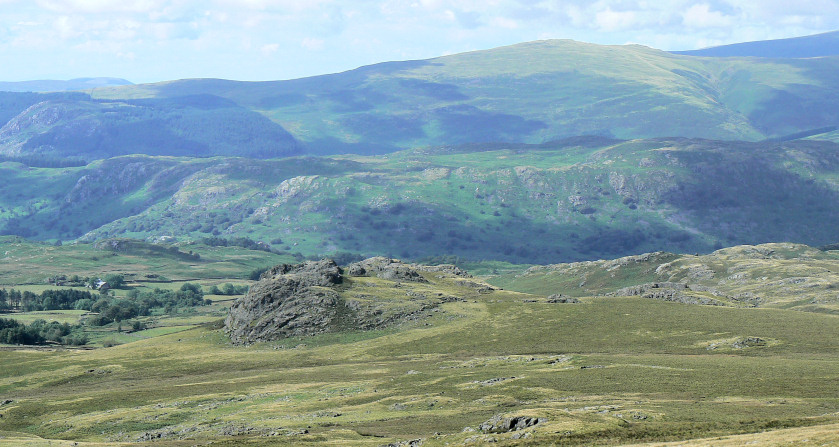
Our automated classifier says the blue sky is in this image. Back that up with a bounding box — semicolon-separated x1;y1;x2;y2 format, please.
1;0;838;84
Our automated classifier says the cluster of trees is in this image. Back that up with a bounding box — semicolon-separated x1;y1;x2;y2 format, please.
0;318;88;346
47;274;126;289
0;288;95;312
85;283;208;326
207;283;249;296
1;282;209;328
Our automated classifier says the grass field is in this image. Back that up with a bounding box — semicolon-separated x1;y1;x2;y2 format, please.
0;236;287;285
1;286;839;445
2;243;839;445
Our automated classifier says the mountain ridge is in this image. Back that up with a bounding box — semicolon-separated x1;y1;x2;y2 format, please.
0;77;133;92
674;30;839;58
2;37;839;159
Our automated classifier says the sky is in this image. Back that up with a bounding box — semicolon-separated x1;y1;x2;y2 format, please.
1;0;838;84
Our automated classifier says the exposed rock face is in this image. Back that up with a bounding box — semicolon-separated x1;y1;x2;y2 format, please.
225;258;470;344
609;281;762;307
346;257;429;282
546;294;580;303
346;257;471;281
258;259;343;285
479;415;546;433
225;260;345;343
611;282;726;305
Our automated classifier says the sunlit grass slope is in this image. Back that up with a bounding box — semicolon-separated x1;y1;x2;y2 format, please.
1;281;839;445
491;242;839;314
0;236;291;285
88;40;839;154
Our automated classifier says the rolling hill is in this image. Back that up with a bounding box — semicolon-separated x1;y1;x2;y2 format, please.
491;242;839;314
4;137;839;264
2;37;839;158
0;77;132;92
674;30;839;58
0;92;302;160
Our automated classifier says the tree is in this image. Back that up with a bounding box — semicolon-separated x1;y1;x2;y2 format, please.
104;274;125;289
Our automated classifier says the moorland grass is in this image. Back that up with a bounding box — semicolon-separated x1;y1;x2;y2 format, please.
1;290;838;446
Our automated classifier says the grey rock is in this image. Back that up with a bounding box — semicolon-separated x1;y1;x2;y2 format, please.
546;294;580;303
347;257;428;282
258;259;343;285
225;259;345;343
611;282;728;306
479;415;546;433
225;257;461;344
732;337;767;349
380;438;423;447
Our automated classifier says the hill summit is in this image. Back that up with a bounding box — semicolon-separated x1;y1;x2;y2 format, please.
3;35;839;160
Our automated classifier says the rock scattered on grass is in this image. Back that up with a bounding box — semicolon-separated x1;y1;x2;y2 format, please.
547;294;580;303
478;415;546;433
380;438;423;447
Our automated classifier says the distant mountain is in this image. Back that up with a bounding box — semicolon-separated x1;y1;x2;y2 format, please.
3;37;839;160
0;77;133;92
4;138;839;264
0;92;302;160
673;30;839;58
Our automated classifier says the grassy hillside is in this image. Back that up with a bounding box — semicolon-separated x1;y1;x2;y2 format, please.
4;137;839;264
490;242;839;314
2;253;839;445
2;39;839;158
89;39;839;154
674;30;839;58
0;236;291;285
0;94;301;161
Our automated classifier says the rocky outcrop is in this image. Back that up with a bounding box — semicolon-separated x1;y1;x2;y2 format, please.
257;259;343;285
479;415;546;433
225;258;470;344
611;282;728;306
547;294;580;303
346;257;429;282
225;260;345;343
346;257;471;281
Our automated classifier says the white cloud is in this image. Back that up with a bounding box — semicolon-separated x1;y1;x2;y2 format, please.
490;16;519;29
300;37;324;51
2;0;839;82
595;8;638;31
261;42;279;54
682;3;733;29
35;0;170;14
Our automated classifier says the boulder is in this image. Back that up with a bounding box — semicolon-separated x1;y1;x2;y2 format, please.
546;294;580;303
225;257;466;344
346;257;428;282
225;259;345;343
479;415;546;433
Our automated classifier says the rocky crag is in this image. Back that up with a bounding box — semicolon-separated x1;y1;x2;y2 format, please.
493;243;839;312
224;257;475;344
